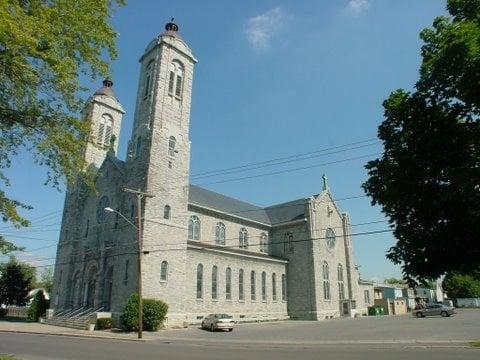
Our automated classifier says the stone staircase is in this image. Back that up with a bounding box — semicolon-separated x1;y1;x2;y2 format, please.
45;307;103;330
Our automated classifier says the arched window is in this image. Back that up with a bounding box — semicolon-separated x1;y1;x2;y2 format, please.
168;136;176;157
96;196;110;223
239;228;248;249
160;261;168;282
163;205;171;220
215;222;226;245
322;261;330;300
84;219;89;238
143;61;154;99
97;114;113;146
168;61;184;98
260;233;268;253
325;228;336;249
188;216;200;240
196;264;203;299
212;265;218;300
272;273;277;301
130;204;135;220
282;274;287;301
225;267;232;300
284;233;294;254
262;272;267;301
251;271;256;301
239;269;244;301
337;264;345;300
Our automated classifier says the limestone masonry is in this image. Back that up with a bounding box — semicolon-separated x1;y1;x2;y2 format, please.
51;21;370;327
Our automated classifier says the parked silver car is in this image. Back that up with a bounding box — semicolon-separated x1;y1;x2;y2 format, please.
413;303;456;318
201;313;235;332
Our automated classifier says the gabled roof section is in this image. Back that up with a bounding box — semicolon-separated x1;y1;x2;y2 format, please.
265;198;306;225
315;190;343;217
188;185;271;225
100;152;126;176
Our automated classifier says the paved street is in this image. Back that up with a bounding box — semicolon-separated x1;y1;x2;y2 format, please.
0;333;479;360
1;310;479;359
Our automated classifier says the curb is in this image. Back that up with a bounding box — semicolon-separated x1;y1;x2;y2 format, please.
0;329;146;342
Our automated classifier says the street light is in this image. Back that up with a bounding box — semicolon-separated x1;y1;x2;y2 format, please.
103;188;154;340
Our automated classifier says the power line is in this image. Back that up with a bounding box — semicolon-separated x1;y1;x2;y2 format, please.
25;228;394;270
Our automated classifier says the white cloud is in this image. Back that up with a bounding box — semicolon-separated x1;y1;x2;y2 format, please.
245;7;285;50
346;0;370;15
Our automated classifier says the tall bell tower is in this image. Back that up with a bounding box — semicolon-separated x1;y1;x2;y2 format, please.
128;20;197;326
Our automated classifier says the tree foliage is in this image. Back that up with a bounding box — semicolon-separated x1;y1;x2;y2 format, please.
363;0;480;283
0;257;35;306
36;267;53;294
121;293;169;332
27;289;49;322
0;0;124;253
442;273;480;299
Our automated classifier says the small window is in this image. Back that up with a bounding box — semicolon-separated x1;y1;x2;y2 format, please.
284;233;294;254
251;271;256;301
160;261;168;281
262;272;267;301
136;136;142;158
84;219;89;238
239;269;244;301
364;290;370;304
272;273;277;301
325;228;336;249
226;267;232;300
259;233;268;253
212;265;218;300
144;61;154;99
215;222;226;245
164;205;171;220
196;264;203;299
114;209;119;229
239;228;248;249
130;204;135;220
282;274;287;301
188;216;200;240
337;264;345;300
168;136;176;157
124;260;129;282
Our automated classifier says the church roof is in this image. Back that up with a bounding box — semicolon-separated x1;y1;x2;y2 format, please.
188;185;271;225
188;184;306;226
94;79;118;101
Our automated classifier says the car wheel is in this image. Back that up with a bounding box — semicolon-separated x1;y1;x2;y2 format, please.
210;324;215;332
440;311;448;317
416;312;423;318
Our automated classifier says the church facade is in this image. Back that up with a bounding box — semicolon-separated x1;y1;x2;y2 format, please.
51;21;368;327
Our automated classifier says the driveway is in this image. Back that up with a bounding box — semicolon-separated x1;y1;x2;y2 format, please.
156;309;480;344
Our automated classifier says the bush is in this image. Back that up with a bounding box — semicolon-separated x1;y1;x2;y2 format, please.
121;293;168;332
0;307;7;318
27;290;49;322
96;317;113;330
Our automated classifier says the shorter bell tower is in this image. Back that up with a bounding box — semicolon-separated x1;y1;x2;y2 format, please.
83;79;125;169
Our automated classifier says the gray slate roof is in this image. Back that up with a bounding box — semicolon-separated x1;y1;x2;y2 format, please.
188;184;306;226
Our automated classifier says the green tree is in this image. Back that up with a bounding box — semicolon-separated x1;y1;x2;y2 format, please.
0;0;124;253
442;273;480;299
121;293;169;332
384;278;406;286
27;289;49;322
0;257;35;306
363;0;480;283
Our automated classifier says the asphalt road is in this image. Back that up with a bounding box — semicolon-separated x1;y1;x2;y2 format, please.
0;333;479;360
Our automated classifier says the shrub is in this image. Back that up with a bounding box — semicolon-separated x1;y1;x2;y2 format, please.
0;307;7;318
27;290;49;322
96;317;113;330
121;293;168;332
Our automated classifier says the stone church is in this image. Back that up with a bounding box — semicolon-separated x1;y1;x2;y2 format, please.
51;21;371;327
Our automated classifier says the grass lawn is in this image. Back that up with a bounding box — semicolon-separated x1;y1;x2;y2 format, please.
0;355;17;360
470;341;480;348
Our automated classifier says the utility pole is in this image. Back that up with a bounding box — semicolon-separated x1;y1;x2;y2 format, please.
123;188;155;339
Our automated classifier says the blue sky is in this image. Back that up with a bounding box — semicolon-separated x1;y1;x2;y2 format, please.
1;0;447;281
